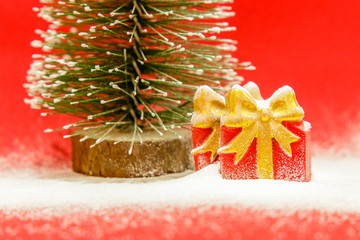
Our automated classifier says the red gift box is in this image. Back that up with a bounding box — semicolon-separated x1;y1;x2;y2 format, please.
219;121;311;181
218;83;311;181
191;86;225;171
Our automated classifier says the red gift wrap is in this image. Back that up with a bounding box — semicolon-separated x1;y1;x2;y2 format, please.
192;127;219;171
219;121;311;181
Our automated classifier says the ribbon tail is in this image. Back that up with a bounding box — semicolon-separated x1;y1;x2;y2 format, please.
271;121;300;156
191;125;221;162
257;123;274;179
218;125;257;164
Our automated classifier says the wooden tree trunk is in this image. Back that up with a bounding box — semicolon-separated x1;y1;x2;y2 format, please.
72;128;194;178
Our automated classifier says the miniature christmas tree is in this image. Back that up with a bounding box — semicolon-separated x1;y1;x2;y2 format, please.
25;0;251;177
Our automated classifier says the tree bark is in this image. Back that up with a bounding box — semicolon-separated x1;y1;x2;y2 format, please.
72;128;194;178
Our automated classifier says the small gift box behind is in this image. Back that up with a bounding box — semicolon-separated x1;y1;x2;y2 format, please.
218;82;311;181
191;86;225;171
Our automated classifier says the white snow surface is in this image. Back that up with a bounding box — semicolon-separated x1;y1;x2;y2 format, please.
0;154;359;214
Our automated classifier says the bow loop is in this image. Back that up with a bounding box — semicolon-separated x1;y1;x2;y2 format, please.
221;86;259;128
243;81;264;100
269;86;304;123
192;86;226;128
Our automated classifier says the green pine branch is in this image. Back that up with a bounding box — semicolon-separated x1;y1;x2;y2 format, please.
25;0;253;151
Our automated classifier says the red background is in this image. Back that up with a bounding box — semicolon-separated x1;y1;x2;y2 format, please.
231;1;360;147
1;0;360;156
1;0;360;239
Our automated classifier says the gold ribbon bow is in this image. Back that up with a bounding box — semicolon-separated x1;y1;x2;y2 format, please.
218;82;304;179
191;86;226;162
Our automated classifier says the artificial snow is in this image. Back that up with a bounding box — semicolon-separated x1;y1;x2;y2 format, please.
0;155;359;214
